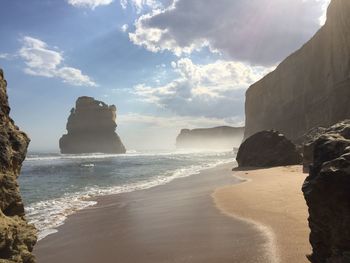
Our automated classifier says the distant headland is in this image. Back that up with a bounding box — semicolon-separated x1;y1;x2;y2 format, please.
176;126;244;150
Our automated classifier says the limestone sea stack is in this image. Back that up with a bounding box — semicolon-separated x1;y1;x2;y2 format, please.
59;96;126;154
302;122;350;262
176;126;244;149
0;69;37;262
236;130;302;167
244;0;350;141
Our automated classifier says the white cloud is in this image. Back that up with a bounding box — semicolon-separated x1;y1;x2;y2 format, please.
19;36;97;87
0;53;11;60
133;58;273;119
121;24;129;32
319;0;331;25
67;0;114;9
130;0;329;65
120;0;161;13
119;113;241;128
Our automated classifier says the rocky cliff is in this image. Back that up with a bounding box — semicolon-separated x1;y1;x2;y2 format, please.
245;0;350;141
59;96;126;154
302;121;350;262
0;69;37;262
176;126;244;149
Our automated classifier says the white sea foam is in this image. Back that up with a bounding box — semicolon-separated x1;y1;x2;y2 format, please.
25;149;231;162
25;156;233;241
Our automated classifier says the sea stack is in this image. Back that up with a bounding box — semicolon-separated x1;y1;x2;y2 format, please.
176;126;244;149
59;96;126;154
244;0;350;141
0;69;37;262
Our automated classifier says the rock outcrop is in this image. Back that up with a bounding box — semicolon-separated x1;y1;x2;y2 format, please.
0;69;37;262
176;126;244;149
302;120;350;172
302;122;350;262
245;0;350;141
59;97;126;154
236;130;302;167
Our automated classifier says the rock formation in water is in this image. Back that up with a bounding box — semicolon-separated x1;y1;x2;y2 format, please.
244;0;350;141
302;121;350;262
236;130;302;167
0;69;37;262
59;96;126;154
176;126;244;149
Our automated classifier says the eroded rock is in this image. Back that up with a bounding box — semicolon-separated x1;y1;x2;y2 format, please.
59;96;126;154
0;69;37;263
303;129;350;262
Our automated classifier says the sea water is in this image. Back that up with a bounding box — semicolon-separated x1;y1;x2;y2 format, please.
19;150;235;240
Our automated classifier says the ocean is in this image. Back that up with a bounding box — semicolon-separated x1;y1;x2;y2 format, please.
19;150;236;240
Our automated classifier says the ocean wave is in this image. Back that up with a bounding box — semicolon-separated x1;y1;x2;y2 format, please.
25;157;233;241
25;149;234;162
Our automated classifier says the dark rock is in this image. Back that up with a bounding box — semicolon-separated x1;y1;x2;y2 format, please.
244;0;350;141
59;96;126;154
302;128;350;262
236;130;302;167
0;69;37;262
302;120;350;172
176;126;244;149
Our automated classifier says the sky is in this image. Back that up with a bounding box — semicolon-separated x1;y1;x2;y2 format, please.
0;0;330;151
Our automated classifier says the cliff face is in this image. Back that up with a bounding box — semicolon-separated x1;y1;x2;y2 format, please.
59;96;126;154
176;126;244;149
0;69;37;262
245;0;350;141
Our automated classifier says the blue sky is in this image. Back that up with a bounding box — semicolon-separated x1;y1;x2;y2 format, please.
0;0;329;151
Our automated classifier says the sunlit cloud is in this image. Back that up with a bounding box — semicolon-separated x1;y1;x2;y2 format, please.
133;58;274;119
19;36;97;87
130;0;327;65
120;0;161;13
67;0;114;9
119;113;242;128
121;24;129;32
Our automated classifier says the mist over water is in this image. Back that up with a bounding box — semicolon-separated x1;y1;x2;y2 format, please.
19;149;236;240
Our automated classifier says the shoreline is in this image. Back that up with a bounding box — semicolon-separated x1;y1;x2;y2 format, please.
34;162;273;263
213;165;310;263
25;156;233;241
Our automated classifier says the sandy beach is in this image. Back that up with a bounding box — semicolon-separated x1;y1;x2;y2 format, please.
214;165;310;263
34;163;272;263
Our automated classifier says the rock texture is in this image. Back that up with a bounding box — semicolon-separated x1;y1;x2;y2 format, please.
302;121;350;262
245;0;350;141
0;69;37;262
302;120;350;172
176;126;244;149
59;96;126;154
236;130;302;167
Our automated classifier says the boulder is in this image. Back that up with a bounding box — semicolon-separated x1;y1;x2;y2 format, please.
59;96;126;154
0;69;37;262
302;130;350;262
236;130;302;167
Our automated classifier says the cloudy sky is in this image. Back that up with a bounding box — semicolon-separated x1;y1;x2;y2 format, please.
0;0;330;151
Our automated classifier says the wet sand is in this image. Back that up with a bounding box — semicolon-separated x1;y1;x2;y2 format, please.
214;165;310;263
35;163;273;263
